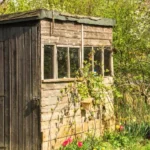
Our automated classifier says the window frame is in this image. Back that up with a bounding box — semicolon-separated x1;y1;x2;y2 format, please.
42;44;113;82
42;44;81;81
57;45;81;79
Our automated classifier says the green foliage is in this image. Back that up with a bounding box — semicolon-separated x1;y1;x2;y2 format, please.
1;0;150;142
77;64;108;104
59;131;150;150
103;131;130;148
125;122;150;137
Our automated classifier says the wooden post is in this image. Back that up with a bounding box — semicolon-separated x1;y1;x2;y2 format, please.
92;46;94;72
67;47;70;78
101;46;104;76
41;44;44;80
54;45;58;79
81;24;84;68
52;10;55;35
110;47;114;76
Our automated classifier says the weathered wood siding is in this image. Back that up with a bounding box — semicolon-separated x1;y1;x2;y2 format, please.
0;21;41;150
41;78;114;150
41;20;112;46
40;20;114;150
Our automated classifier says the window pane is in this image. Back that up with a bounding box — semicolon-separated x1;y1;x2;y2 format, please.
57;47;68;78
70;48;79;77
84;47;92;64
94;47;102;75
104;47;111;76
44;45;53;79
84;47;93;72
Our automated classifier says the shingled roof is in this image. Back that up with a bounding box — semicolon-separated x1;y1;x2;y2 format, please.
0;9;115;26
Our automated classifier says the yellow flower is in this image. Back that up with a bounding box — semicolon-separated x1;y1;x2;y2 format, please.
116;125;120;130
101;147;105;150
132;117;136;122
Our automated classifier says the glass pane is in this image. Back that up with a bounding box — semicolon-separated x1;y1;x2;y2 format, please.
70;48;79;77
57;47;68;78
84;47;92;64
104;47;111;76
44;45;53;79
94;47;102;75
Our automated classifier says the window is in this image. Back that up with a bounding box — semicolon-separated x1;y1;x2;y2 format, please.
57;47;80;78
44;45;54;79
104;47;111;76
57;47;68;78
43;45;112;80
83;47;112;76
70;48;80;77
44;45;80;79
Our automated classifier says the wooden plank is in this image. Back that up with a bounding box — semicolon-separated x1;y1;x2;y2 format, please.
41;36;81;46
101;47;104;76
0;27;3;41
0;31;4;147
41;20;81;31
40;20;51;27
110;51;114;76
15;27;19;150
41;36;59;44
42;36;110;46
81;24;84;68
10;27;19;150
0;97;4;147
41;28;112;40
22;27;27;150
41;83;68;90
8;27;12;150
24;26;32;150
53;45;57;79
84;32;112;40
42;29;81;39
83;26;112;33
84;39;111;46
31;25;40;150
37;23;41;150
17;27;24;150
58;37;81;46
0;41;4;96
4;26;10;150
54;22;81;31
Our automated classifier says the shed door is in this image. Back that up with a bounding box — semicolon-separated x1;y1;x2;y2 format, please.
0;41;5;150
1;23;41;150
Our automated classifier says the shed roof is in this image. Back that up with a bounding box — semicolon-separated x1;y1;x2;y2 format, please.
0;9;115;26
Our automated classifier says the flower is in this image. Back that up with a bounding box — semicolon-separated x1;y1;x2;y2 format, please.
116;125;120;130
120;125;124;131
62;137;73;147
77;141;83;148
67;137;73;143
62;140;69;147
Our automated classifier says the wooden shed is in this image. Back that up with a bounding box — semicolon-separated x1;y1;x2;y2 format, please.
0;9;115;150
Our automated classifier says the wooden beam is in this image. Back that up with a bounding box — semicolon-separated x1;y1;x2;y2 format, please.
101;46;104;76
67;47;70;78
110;47;114;76
81;24;84;68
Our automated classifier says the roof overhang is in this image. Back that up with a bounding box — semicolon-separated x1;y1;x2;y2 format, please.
0;9;116;26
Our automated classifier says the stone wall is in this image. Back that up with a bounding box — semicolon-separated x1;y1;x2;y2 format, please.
41;77;115;150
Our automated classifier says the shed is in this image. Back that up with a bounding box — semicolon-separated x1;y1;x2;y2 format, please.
0;9;115;150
